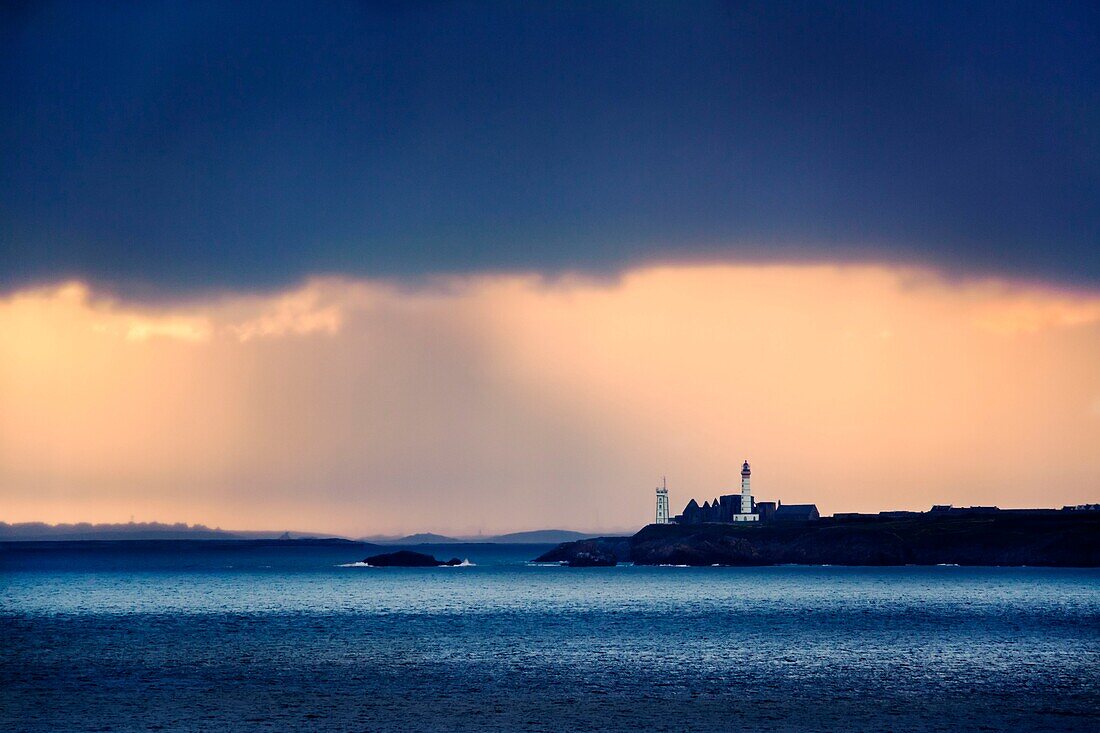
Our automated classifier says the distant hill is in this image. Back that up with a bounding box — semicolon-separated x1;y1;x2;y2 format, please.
479;529;599;544
1;522;605;544
356;529;603;545
0;522;336;541
378;533;462;545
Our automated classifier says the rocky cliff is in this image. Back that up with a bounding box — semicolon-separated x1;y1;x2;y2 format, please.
535;513;1100;567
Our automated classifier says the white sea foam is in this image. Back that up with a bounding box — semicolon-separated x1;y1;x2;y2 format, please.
441;559;476;567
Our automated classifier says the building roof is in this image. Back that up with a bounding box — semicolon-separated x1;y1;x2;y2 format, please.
774;504;820;520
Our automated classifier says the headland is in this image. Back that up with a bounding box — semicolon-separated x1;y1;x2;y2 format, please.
536;511;1100;567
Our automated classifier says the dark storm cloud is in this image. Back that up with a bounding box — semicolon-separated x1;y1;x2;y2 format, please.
1;1;1098;295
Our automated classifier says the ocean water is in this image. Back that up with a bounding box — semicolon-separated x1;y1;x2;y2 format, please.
2;542;1098;732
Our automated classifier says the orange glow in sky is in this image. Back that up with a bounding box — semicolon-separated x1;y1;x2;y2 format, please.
1;265;1098;535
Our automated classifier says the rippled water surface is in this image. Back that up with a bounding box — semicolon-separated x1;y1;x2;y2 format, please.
2;541;1098;732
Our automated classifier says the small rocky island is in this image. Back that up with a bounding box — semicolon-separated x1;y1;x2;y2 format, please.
363;550;464;567
537;512;1100;567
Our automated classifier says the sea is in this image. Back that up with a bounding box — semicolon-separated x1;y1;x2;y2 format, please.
2;541;1098;732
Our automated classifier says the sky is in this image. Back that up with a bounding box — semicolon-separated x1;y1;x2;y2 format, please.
1;2;1098;534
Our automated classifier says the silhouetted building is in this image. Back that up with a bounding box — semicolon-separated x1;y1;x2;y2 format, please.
755;501;778;522
673;494;748;524
931;505;1000;515
773;504;820;522
661;461;830;525
665;462;822;525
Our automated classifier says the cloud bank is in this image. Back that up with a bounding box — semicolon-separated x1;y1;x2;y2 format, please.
2;1;1099;294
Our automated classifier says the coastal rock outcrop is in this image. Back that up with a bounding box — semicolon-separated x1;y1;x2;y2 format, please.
363;550;463;567
535;537;632;565
561;541;619;567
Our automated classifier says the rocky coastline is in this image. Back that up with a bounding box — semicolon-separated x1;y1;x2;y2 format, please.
535;513;1100;567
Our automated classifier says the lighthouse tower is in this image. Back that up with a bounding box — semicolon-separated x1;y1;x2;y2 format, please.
740;460;752;514
655;477;670;524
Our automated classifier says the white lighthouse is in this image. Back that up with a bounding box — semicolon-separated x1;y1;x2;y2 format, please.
732;460;759;522
740;460;752;513
655;477;670;524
